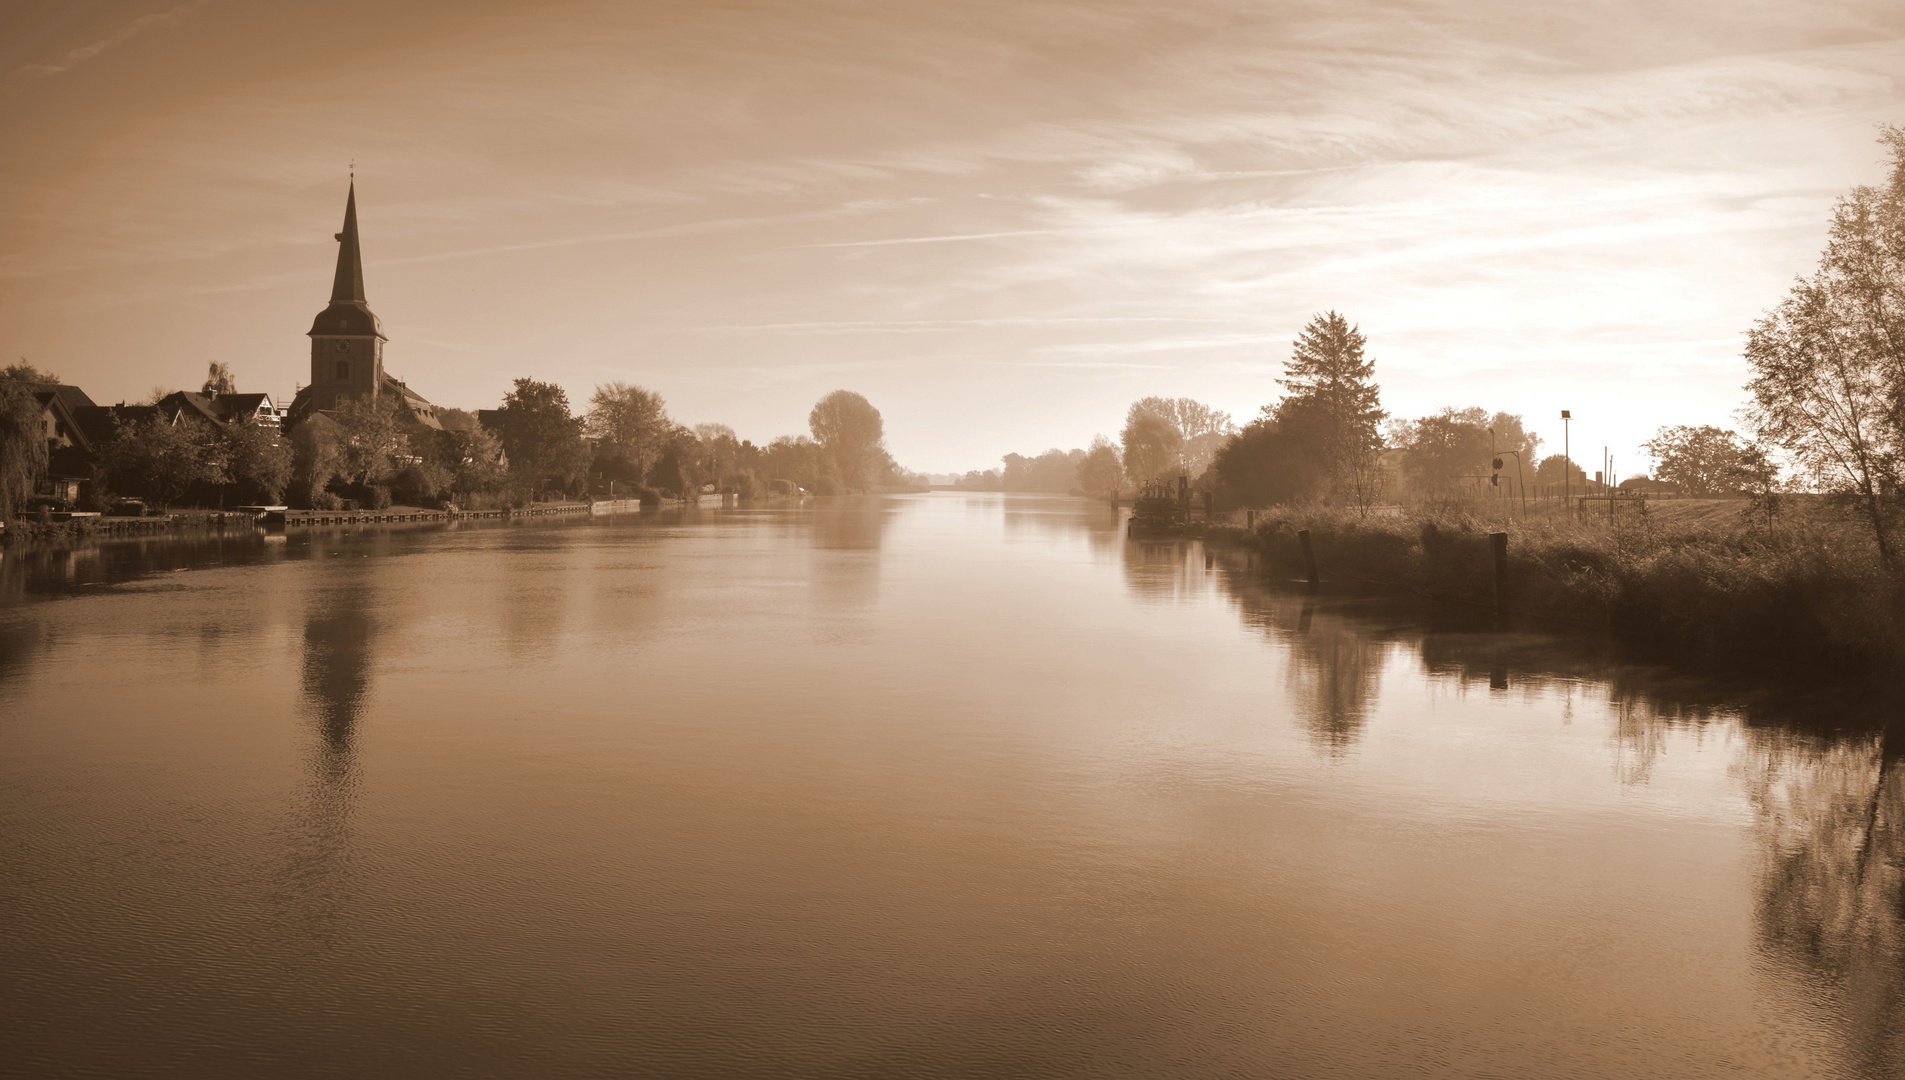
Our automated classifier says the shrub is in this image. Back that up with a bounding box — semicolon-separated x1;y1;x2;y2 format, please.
311;491;342;511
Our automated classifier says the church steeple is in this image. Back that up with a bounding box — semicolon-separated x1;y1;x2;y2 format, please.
306;180;386;411
330;182;367;305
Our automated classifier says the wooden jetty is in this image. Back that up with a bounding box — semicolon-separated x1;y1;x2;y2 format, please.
267;503;596;528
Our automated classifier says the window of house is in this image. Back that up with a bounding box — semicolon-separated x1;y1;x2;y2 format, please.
336;360;350;380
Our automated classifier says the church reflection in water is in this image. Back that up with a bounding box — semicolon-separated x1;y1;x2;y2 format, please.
277;583;377;948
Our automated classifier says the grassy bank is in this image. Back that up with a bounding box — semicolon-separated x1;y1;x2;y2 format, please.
1221;499;1905;674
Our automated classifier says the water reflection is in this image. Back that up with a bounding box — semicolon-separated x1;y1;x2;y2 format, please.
281;582;375;948
1190;539;1905;1073
1745;729;1905;1076
806;497;892;639
1203;567;1387;752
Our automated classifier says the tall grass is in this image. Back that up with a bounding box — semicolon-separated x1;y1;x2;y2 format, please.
1235;499;1905;673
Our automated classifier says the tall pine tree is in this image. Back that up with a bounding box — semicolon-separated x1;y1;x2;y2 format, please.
1277;311;1386;513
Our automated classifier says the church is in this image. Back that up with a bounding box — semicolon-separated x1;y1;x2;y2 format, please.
286;184;444;430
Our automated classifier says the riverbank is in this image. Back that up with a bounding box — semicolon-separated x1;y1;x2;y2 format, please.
1196;500;1903;674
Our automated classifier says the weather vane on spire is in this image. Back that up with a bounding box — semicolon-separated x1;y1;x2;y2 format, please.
350;158;355;180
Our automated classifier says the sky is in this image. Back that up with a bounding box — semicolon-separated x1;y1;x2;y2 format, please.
3;0;1904;475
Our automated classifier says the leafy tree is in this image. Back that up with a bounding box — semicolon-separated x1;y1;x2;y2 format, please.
765;435;827;493
1745;126;1905;564
1075;436;1123;497
952;468;1003;491
588;382;672;483
1279;311;1386;512
3;361;59;384
1120;406;1183;484
497;378;590;493
290;415;343;508
202;362;236;396
1211;401;1332;507
327;394;404;487
1118;397;1232;482
1002;448;1084;492
1397;408;1492;496
0;364;56;519
444;423;508;499
1642;425;1770;496
106;414;230;507
223;418;292;503
1535;454;1587;490
808;390;887;493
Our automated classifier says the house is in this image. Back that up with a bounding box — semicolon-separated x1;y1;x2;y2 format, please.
30;384;100;502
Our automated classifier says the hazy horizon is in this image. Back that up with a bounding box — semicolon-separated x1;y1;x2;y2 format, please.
5;0;1905;473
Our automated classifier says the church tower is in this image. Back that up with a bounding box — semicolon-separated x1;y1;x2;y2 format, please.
306;183;386;410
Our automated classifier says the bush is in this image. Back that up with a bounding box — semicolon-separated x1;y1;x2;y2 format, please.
366;485;392;511
311;492;342;511
636;485;662;506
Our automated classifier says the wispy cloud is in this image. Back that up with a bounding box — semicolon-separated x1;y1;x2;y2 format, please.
9;1;211;80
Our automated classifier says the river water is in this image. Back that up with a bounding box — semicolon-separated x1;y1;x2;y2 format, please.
2;493;1901;1079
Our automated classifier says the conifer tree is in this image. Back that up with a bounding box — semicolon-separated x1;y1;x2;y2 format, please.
1279;311;1386;513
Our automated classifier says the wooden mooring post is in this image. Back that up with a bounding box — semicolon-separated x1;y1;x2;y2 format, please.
1297;529;1319;588
1490;531;1509;619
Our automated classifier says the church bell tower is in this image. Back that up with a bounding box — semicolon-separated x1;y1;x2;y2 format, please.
306;183;386;409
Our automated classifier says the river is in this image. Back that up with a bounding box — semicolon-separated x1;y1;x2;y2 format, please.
2;493;1900;1078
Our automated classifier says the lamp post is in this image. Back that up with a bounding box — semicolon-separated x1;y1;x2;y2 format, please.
1561;410;1572;516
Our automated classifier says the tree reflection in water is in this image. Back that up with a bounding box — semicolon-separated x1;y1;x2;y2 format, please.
1742;728;1905;1076
805;496;893;642
1188;537;1905;1073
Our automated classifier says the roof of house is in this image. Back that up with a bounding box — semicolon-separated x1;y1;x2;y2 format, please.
29;384;97;411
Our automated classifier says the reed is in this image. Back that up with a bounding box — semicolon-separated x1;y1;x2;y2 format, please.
1236;499;1905;673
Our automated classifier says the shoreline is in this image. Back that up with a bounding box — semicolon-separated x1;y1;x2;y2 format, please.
1135;501;1901;677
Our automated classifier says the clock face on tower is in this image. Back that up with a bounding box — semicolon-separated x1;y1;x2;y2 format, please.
335;341;350;352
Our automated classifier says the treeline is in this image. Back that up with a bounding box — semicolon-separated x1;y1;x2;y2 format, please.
967;310;1791;511
0;360;922;516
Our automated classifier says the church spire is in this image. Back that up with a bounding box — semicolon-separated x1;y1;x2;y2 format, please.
329;182;366;305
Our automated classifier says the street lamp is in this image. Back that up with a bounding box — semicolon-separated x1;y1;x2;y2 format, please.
1561;410;1572;514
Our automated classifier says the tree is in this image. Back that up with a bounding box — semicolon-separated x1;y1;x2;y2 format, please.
327;394;405;487
1120;405;1183;484
1398;408;1491;496
1642;425;1767;496
1535;454;1587;490
106;414;229;507
765;435;827;493
0;364;55;519
1002;448;1083;493
1075;436;1123;498
290;415;343;508
1211;402;1332;507
202;362;236;396
497;378;591;493
445;423;508;499
223;418;292;503
1278;312;1386;512
1745;126;1905;565
808;390;887;493
588;382;672;483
